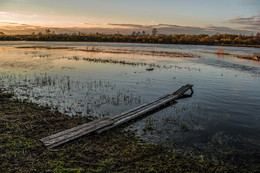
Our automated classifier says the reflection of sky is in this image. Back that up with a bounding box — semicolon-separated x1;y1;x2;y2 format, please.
0;0;259;34
0;42;260;150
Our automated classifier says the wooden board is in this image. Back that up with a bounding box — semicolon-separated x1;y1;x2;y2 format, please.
41;84;193;148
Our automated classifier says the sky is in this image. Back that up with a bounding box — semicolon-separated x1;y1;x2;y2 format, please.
0;0;259;35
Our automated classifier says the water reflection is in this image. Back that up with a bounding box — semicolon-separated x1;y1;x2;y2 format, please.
0;42;260;159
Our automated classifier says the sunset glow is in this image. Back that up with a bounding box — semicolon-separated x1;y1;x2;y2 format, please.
0;0;259;34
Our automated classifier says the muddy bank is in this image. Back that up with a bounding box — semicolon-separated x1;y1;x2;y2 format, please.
237;56;260;61
75;48;201;58
16;46;73;50
16;46;200;58
60;56;166;69
17;45;260;62
0;90;256;172
200;50;260;61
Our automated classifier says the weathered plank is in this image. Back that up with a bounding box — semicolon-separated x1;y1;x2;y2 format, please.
40;117;110;143
97;95;179;134
110;94;172;121
42;118;115;148
41;94;173;144
41;84;193;148
41;95;172;144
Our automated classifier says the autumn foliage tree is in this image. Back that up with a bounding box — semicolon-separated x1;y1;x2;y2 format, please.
0;31;259;46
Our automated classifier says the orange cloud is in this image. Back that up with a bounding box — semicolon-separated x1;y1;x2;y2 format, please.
0;22;256;35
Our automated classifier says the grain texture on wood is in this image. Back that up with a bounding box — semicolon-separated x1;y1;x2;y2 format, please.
41;84;193;148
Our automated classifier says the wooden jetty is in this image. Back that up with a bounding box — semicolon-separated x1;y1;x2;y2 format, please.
41;84;193;148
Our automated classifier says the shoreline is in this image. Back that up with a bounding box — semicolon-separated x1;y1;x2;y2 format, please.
0;90;258;172
0;40;260;48
14;45;260;62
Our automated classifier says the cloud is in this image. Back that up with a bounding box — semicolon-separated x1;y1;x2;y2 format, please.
240;25;260;30
0;22;256;35
107;23;151;28
227;13;260;31
242;0;260;6
106;23;254;35
204;25;252;34
0;21;19;25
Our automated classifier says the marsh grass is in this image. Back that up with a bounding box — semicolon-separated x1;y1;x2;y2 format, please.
17;46;201;58
1;91;255;172
143;116;154;131
0;72;142;117
216;46;225;56
59;55;202;71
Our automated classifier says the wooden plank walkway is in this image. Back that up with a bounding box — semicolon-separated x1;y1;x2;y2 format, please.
41;84;193;148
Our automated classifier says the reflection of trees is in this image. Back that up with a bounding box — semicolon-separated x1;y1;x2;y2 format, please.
0;32;259;46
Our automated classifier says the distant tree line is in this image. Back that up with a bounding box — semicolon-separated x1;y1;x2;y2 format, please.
0;29;259;47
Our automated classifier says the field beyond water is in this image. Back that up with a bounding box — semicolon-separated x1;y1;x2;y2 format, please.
0;41;260;172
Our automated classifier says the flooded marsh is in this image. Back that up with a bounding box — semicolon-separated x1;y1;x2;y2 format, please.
1;41;260;166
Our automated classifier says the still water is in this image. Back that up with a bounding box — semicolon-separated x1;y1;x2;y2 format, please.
0;41;260;158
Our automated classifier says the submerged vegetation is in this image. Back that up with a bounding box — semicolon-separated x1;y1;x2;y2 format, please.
17;46;201;58
1;91;259;172
16;45;260;62
0;32;260;47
